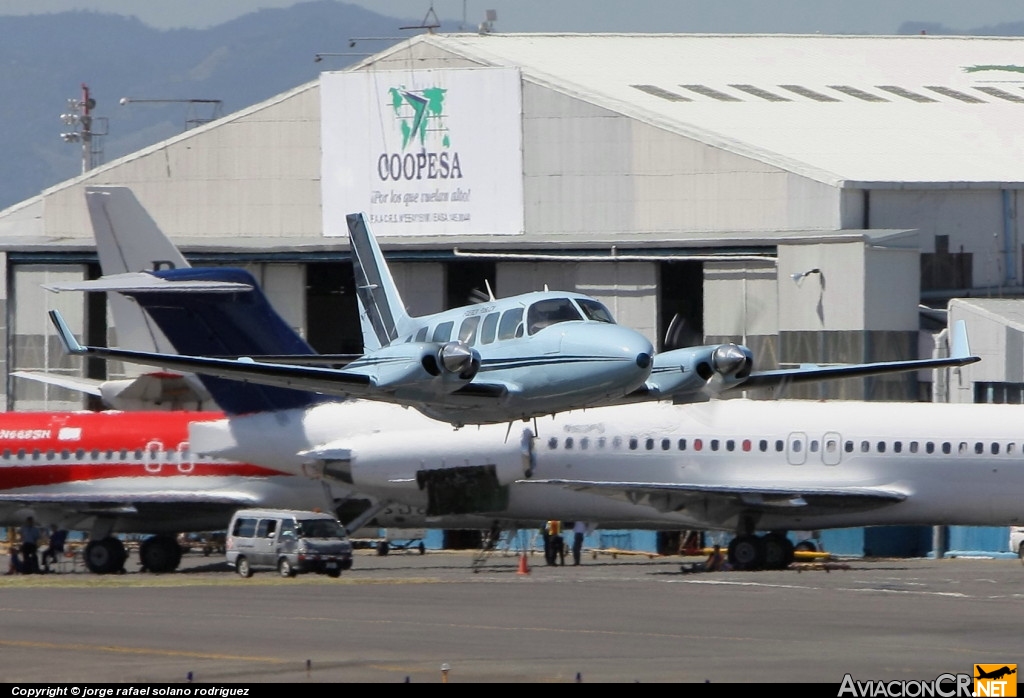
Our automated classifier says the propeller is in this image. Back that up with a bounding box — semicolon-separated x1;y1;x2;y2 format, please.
711;343;753;379
438;341;481;380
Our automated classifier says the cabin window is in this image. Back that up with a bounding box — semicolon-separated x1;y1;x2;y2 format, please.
612;436;622;449
1009;443;1017;455
926;442;935;454
1;449;8;459
565;438;574;450
791;440;802;453
597;437;606;449
941;442;951;455
760;440;769;452
695;439;704;451
432;322;454;343
861;441;870;453
893;442;902;454
45;450;54;461
991;443;1000;455
809;440;819;453
134;449;144;460
661;439;671;451
576;299;615;323
742;439;751;452
877;442;886;453
458;317;481;345
727;440;736;452
825;439;838;454
527;298;584;334
497;308;523;341
645;438;655;451
480;312;499;345
711;439;720;451
774;440;783;452
909;442;919;454
580;437;590;450
547;437;558;450
75;449;85;459
958;442;968;454
629;438;638;450
17;449;25;459
844;441;854;453
678;439;687;451
415;327;428;342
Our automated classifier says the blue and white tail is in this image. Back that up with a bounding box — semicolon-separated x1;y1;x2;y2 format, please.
85;186;188;356
347;212;414;350
117;267;330;416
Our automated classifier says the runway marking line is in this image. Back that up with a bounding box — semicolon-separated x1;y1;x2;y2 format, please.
0;639;285;663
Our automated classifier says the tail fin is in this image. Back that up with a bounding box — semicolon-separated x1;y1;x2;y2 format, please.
117;267;330;416
347;212;413;350
85;186;188;356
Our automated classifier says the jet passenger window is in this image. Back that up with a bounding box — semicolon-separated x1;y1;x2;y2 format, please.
527;298;583;335
576;299;616;324
547;437;558;450
497;308;524;341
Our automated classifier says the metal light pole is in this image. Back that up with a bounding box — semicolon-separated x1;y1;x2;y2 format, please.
60;83;107;173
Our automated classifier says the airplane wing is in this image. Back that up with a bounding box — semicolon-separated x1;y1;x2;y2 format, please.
11;371;103;396
518;478;906;518
629;320;978;401
48;309;516;408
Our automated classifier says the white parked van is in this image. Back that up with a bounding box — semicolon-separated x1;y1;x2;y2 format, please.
226;509;353;578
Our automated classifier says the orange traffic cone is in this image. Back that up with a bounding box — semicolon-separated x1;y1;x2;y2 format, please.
517;553;530;576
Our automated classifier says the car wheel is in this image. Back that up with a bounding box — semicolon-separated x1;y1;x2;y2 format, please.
279;558;296;578
236;556;252;578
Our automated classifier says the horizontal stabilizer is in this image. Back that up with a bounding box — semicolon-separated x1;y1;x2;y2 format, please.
44;272;252;294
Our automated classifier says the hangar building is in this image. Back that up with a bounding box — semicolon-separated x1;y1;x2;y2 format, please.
3;33;1024;413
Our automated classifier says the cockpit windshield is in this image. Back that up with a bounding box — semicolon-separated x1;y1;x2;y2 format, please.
576;298;616;324
297;519;346;539
527;298;584;334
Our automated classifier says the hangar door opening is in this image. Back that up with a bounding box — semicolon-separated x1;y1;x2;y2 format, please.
659;261;704;351
305;263;362;356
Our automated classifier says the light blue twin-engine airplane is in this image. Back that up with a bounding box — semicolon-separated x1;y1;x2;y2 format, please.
46;198;978;427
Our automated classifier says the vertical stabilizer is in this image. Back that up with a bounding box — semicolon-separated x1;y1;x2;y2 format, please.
85;186;187;356
346;212;414;350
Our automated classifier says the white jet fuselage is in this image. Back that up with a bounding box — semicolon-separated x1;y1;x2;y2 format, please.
191;398;1024;532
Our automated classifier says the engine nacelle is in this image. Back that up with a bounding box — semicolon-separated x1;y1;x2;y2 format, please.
645;343;754;398
348;341;481;392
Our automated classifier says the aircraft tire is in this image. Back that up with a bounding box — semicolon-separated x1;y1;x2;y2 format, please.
762;534;795;570
377;541;389;556
236;556;252;578
278;558;296;578
139;535;182;574
728;535;764;571
84;538;127;575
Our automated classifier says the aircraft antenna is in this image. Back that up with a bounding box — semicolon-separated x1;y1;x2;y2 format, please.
484;279;496;301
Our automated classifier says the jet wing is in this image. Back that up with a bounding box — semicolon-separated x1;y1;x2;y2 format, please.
0;491;261;506
519;478;906;516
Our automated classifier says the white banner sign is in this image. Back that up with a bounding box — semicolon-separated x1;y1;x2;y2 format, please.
321;67;524;237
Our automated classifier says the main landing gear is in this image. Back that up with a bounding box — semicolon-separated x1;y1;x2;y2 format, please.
726;531;795;571
83;537;128;575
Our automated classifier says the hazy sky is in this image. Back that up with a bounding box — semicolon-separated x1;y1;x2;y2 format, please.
2;0;1023;33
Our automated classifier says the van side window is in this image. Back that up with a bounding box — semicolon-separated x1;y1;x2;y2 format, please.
233;518;257;537
256;519;277;538
279;519;296;538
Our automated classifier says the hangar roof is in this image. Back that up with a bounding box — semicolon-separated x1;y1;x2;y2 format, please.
413;33;1024;188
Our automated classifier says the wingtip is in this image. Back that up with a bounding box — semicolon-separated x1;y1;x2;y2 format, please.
48;310;86;355
950;319;972;360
